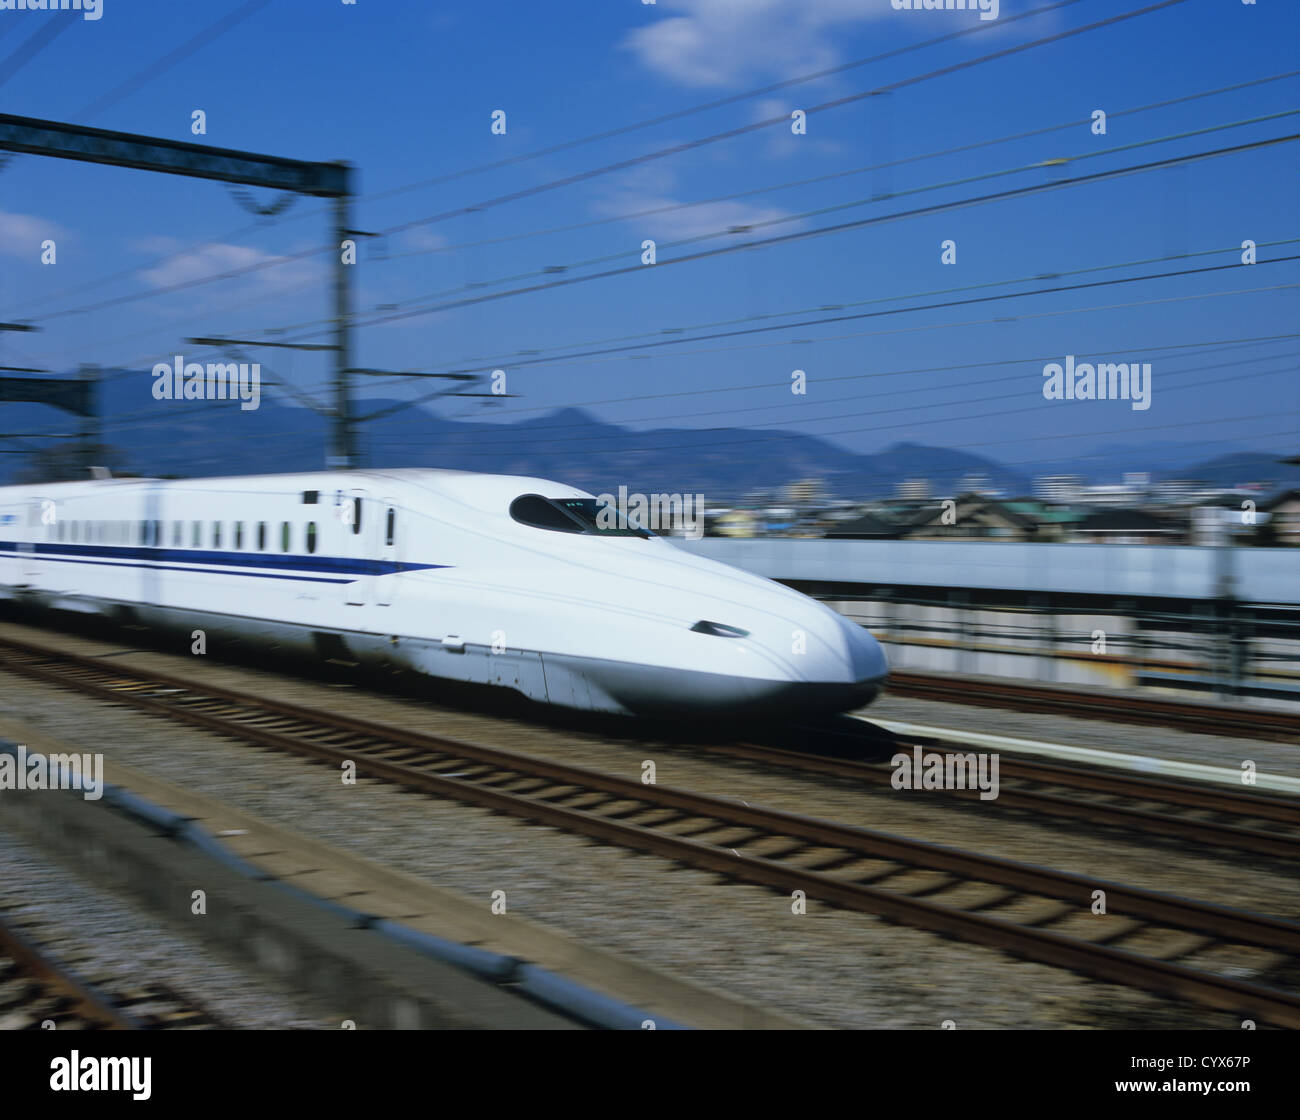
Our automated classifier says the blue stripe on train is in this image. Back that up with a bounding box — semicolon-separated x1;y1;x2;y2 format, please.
0;540;447;582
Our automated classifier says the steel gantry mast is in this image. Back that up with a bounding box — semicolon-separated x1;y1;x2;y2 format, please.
0;113;358;468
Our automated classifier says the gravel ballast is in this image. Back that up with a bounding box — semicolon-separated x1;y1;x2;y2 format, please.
0;626;1289;1030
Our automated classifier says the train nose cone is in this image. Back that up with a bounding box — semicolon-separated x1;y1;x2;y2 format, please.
835;610;889;686
759;603;888;715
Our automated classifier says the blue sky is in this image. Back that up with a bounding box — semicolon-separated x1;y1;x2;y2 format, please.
0;0;1297;478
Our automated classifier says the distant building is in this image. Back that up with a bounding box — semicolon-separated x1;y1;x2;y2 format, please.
824;512;902;540
1034;475;1083;503
1123;472;1151;495
1152;479;1199;504
1000;499;1087;542
784;478;828;509
1077;484;1136;506
762;507;799;535
1073;508;1182;545
1189;506;1239;547
708;509;758;537
1262;489;1300;546
958;472;995;496
903;494;1039;541
897;478;931;500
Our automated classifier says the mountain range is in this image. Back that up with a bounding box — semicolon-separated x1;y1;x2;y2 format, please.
3;371;1297;500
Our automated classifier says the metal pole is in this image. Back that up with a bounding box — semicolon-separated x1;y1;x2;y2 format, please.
331;167;355;470
77;363;99;476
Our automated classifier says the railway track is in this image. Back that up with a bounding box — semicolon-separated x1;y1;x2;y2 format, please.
709;730;1300;862
885;670;1300;744
0;913;226;1030
1;634;1299;1027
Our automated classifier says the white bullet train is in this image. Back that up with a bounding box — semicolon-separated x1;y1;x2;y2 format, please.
0;470;888;717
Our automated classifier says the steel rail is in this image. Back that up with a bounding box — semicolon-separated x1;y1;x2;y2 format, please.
2;635;1298;1027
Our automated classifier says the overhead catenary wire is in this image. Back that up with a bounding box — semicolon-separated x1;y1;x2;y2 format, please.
374;0;1196;244
373;349;1300;437
0;13;75;92
4;0;1290;488
307;237;1300;395
102;141;1288;416
100;328;1300;444
19;66;1296;323
373;75;1300;266
330;257;1300;422
22;0;1197;326
77;0;273;119
361;0;1098;207
290;107;1298;342
361;332;1300;421
5;0;1098;316
84;278;1300;435
349;134;1300;335
368;358;1300;458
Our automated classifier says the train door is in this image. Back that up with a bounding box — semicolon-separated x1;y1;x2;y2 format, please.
342;488;372;606
376;498;398;607
18;498;48;587
21;497;49;585
140;484;165;607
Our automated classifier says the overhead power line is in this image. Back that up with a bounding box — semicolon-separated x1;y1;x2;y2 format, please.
363;0;1097;206
351;137;1300;333
26;0;1196;326
21;67;1295;321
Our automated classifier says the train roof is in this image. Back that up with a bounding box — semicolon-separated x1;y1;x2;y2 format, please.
0;469;595;511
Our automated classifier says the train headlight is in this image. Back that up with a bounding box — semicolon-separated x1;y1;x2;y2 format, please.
690;620;749;638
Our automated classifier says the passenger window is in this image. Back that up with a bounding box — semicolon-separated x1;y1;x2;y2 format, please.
212;522;222;549
172;521;182;547
385;507;395;547
234;522;244;550
192;521;201;548
351;497;362;535
153;520;161;547
305;522;317;554
70;522;78;543
280;522;290;552
257;522;266;550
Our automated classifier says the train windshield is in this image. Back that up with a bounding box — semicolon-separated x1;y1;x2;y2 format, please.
555;498;652;537
510;495;652;538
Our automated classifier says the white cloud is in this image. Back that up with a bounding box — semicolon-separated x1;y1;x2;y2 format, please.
0;211;62;257
623;0;885;89
139;240;321;293
593;167;801;243
396;226;449;253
